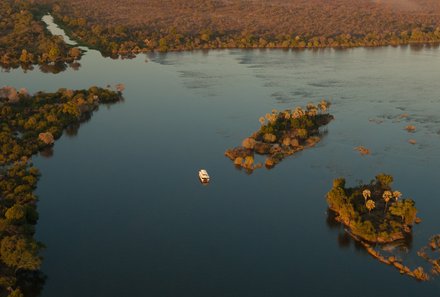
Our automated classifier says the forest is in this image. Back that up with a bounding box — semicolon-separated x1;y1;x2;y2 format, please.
0;86;123;297
0;0;82;70
41;0;440;56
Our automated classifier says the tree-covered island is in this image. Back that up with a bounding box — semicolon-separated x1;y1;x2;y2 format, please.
326;174;418;243
225;100;332;172
326;174;435;281
0;86;123;297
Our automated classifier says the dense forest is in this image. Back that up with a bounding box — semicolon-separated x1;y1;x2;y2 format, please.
0;86;123;297
0;0;82;71
42;0;440;56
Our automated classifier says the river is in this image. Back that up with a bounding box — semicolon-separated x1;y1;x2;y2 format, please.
1;15;439;297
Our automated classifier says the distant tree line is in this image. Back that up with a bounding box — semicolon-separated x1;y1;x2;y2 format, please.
45;0;440;57
0;0;82;71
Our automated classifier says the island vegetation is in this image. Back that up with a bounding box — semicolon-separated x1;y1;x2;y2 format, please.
325;174;439;281
0;86;123;297
0;0;82;71
38;0;440;57
327;174;418;243
225;100;332;172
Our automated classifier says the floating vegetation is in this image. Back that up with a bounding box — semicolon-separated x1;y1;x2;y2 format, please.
405;125;417;132
225;100;333;172
354;146;371;156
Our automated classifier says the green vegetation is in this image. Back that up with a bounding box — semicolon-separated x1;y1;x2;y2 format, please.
44;0;440;57
326;174;418;243
225;100;333;172
0;0;82;71
326;174;440;281
0;86;123;296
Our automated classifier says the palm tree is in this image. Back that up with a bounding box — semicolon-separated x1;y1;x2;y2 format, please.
366;199;376;213
362;189;371;202
318;99;330;113
308;109;318;117
393;191;402;202
292;107;305;119
306;103;317;112
382;190;392;211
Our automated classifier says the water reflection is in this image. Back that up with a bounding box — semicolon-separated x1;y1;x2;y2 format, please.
325;208;413;256
39;147;54;159
39;63;68;74
16;270;46;297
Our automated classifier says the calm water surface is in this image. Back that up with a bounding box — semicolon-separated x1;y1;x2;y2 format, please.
1;19;440;297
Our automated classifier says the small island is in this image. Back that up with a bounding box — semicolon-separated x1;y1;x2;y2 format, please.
0;85;123;297
326;174;435;281
225;100;333;172
326;174;418;243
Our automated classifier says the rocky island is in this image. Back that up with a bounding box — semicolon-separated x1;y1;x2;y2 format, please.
225;100;333;172
418;235;440;276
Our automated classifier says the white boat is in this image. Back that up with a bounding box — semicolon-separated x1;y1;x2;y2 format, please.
198;169;210;183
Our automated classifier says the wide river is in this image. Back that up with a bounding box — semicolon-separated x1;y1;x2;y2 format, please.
1;16;440;297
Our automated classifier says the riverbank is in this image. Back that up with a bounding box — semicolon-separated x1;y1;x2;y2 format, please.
0;86;123;297
45;0;440;57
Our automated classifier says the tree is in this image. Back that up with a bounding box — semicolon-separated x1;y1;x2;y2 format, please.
318;99;331;112
376;173;393;189
5;205;26;223
69;47;81;60
233;157;243;166
366;199;376;213
0;235;41;271
393;191;402;201
7;289;24;297
333;178;346;189
296;129;308;139
362;189;371;201
242;137;256;149
382;190;392;210
48;46;60;63
243;155;254;169
19;49;29;63
389;200;417;225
